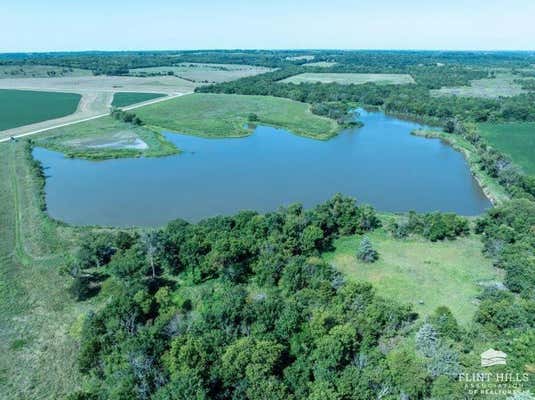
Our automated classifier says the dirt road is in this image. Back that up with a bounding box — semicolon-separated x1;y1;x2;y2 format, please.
0;92;190;143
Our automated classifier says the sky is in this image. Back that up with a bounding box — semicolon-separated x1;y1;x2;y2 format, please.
2;0;535;52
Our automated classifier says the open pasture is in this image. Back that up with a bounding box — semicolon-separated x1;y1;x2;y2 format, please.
134;93;338;139
478;122;535;175
324;229;501;324
280;72;415;85
128;63;273;83
0;89;81;131
431;73;533;98
0;65;92;79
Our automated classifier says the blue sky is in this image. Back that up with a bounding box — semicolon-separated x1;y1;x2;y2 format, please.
2;0;535;52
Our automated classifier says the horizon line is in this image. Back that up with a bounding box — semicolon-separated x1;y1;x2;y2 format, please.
2;48;535;56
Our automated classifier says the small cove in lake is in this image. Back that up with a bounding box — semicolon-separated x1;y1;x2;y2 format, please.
33;109;492;227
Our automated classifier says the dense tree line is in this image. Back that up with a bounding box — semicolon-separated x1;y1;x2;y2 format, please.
475;200;535;296
387;212;469;241
2;50;534;76
197;67;535;126
65;193;535;399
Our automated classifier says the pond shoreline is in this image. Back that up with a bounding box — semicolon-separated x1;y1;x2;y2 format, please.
411;129;508;205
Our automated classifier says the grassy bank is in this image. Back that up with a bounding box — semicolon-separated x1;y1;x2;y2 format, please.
0;141;93;399
324;228;501;324
134;93;339;139
412;129;509;204
478;122;535;176
34;116;179;160
0;89;81;131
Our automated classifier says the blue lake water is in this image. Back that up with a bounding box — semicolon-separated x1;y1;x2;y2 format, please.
33;110;492;227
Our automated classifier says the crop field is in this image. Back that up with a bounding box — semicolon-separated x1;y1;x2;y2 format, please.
431;73;533;98
0;65;92;79
478;122;535;175
128;63;273;83
34;116;178;159
0;75;195;139
0;89;81;131
324;229;501;324
111;92;166;107
0;75;197;94
134;93;339;139
280;72;416;85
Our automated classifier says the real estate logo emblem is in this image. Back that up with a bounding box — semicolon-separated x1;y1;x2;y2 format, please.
481;349;507;367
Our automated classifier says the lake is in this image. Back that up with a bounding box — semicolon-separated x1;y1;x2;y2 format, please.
33;110;492;227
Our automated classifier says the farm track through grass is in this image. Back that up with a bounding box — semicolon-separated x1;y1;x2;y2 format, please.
0;142;91;399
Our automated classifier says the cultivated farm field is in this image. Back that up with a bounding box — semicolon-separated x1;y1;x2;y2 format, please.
281;72;416;85
111;92;166;108
134;93;339;139
0;89;81;131
0;75;196;94
478;122;535;175
324;228;501;324
128;63;273;83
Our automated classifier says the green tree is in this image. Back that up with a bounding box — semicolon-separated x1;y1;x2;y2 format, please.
356;236;378;263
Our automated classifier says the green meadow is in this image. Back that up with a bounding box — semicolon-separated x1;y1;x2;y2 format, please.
0;89;81;131
323;229;501;324
111;92;166;108
134;93;339;139
478;122;535;175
